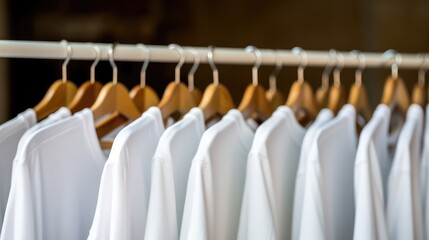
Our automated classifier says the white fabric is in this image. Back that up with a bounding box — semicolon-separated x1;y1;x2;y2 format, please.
0;109;36;230
144;108;205;240
387;104;424;240
88;107;165;240
296;105;357;240
238;106;306;240
292;109;334;240
353;105;391;240
422;105;429;239
1;109;106;240
180;110;254;240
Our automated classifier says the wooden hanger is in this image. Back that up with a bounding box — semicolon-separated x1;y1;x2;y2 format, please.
412;55;428;107
381;50;410;116
237;46;273;122
129;44;160;112
285;47;319;125
327;52;346;114
348;51;371;130
199;46;235;122
158;44;196;122
90;44;141;148
34;40;77;121
68;44;103;113
316;49;336;109
266;51;285;109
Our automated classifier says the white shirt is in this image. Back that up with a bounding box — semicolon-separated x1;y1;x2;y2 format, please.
297;105;357;240
353;105;391;240
292;109;334;240
88;107;165;240
387;104;424;240
1;109;106;240
144;108;205;240
422;105;429;239
0;109;36;230
180;110;254;240
238;106;306;240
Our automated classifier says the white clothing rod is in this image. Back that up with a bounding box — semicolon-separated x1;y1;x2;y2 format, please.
0;40;427;69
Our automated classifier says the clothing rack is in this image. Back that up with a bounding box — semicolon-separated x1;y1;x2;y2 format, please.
0;40;426;69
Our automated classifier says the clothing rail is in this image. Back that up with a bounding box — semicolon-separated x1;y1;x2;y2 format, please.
0;40;427;69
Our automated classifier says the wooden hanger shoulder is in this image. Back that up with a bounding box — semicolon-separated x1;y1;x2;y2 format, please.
34;79;78;121
285;81;319;124
199;83;235;121
238;84;273;122
129;85;160;113
412;83;426;107
68;81;103;114
381;76;410;115
266;89;285;109
158;82;196;121
90;82;141;120
327;84;347;114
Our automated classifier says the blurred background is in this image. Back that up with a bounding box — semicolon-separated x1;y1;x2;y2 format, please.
0;0;429;122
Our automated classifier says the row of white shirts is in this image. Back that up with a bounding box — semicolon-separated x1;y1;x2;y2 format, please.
0;102;427;240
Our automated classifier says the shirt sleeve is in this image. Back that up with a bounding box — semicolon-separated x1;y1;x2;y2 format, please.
144;157;178;240
1;160;36;240
237;153;276;240
87;162;115;240
180;158;213;240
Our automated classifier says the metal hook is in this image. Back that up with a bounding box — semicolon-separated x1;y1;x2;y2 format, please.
418;54;428;86
90;43;101;84
208;45;219;85
188;47;200;91
322;49;337;89
383;49;402;79
60;40;72;83
269;50;283;92
292;47;308;83
108;43;118;84
350;50;366;86
137;43;150;88
168;43;185;84
245;45;262;86
333;51;344;87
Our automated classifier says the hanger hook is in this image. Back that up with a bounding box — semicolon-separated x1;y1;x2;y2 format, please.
322;49;337;89
418;53;428;86
137;43;150;88
350;50;366;86
383;49;402;79
188;47;200;91
208;45;219;85
90;43;101;84
333;51;344;87
245;45;262;86
168;43;185;84
60;40;72;83
108;43;118;84
269;50;283;92
292;47;308;83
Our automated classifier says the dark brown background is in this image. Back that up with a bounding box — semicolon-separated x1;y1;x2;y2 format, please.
1;0;429;121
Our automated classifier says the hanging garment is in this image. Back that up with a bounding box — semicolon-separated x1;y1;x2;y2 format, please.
88;107;165;240
387;104;424;240
180;110;254;240
291;109;334;240
1;109;106;240
353;105;391;240
0;109;36;231
422;105;429;239
297;105;357;240
144;108;205;240
237;106;306;240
